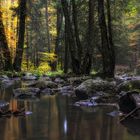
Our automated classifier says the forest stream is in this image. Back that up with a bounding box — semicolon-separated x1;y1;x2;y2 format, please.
1;0;140;139
0;81;140;140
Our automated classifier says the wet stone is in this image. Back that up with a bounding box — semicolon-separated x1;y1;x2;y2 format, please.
0;100;9;111
13;88;40;99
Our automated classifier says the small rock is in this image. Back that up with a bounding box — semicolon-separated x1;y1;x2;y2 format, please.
59;85;73;91
68;76;91;85
39;76;51;81
0;75;9;81
22;72;38;80
74;99;98;107
28;80;58;89
1;78;21;88
0;100;9;111
107;111;122;117
22;75;37;80
13;88;40;99
54;77;65;84
41;88;52;95
1;79;14;87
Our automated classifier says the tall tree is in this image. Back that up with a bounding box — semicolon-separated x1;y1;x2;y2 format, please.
64;21;69;73
72;0;82;62
98;0;115;77
82;0;95;74
53;0;63;71
13;0;27;71
61;0;96;75
0;8;12;70
106;0;115;75
45;0;51;52
61;0;81;74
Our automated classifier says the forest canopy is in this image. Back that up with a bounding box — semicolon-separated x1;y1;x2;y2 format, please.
0;0;140;77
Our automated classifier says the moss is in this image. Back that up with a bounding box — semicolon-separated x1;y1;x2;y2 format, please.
0;71;24;78
46;70;64;77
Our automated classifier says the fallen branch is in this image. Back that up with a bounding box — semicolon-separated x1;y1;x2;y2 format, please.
120;107;140;122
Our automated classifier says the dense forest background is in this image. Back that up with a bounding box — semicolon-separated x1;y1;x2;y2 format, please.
0;0;140;78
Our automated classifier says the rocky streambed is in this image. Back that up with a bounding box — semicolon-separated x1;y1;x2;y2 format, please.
0;73;140;118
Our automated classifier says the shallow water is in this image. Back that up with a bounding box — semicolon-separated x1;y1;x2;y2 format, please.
0;86;140;140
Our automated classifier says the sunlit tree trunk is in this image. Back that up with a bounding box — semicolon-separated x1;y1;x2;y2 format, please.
0;10;12;70
13;0;27;71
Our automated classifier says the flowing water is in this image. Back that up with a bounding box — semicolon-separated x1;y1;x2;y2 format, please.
0;85;140;140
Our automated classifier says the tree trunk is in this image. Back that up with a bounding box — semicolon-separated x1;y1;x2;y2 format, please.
0;11;13;70
72;0;82;61
53;1;63;71
13;0;27;71
106;0;115;76
45;0;51;52
26;26;29;70
61;0;81;74
98;0;115;78
64;20;69;73
82;0;95;74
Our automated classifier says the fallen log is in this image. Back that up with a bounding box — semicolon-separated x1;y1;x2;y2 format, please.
119;91;140;120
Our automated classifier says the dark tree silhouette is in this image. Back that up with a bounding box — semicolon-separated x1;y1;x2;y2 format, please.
13;0;27;71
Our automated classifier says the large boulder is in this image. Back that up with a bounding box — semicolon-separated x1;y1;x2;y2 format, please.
75;79;116;99
13;88;40;99
117;79;140;93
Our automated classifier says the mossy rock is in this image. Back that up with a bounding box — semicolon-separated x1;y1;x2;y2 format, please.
117;80;140;93
75;79;116;99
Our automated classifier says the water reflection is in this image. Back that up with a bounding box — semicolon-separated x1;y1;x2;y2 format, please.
64;118;68;134
0;87;140;140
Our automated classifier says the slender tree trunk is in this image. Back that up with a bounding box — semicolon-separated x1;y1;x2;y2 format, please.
64;21;69;73
0;47;4;70
26;26;29;70
54;1;63;71
98;0;115;78
45;0;51;52
13;0;27;71
0;11;12;70
106;0;115;75
72;0;82;61
82;0;95;74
